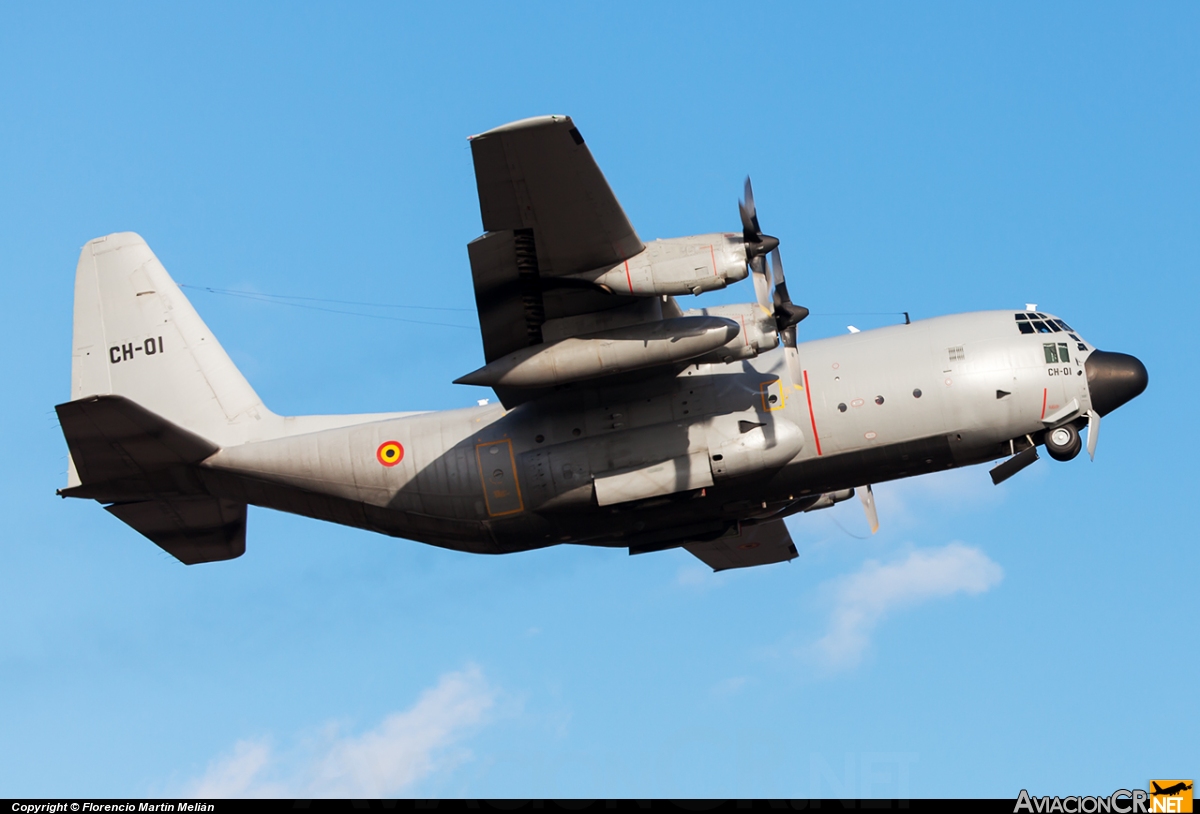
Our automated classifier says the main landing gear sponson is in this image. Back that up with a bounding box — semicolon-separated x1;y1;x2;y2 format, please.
1044;423;1082;462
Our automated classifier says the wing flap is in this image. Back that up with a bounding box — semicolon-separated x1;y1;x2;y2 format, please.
467;231;537;362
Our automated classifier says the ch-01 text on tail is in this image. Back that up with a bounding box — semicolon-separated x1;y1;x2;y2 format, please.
56;115;1148;570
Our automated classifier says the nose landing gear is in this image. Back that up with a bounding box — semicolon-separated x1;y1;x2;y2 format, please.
1044;423;1082;462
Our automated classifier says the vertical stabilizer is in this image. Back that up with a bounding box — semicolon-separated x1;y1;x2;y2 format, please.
70;233;273;453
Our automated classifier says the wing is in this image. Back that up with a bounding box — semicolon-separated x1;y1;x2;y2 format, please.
467;115;652;364
685;520;798;572
470;115;643;276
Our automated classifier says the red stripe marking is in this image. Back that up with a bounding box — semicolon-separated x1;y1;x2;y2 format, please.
1040;388;1048;420
709;244;717;276
803;369;823;456
624;259;633;293
738;314;748;346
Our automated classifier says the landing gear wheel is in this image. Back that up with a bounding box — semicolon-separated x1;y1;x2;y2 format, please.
1045;424;1082;462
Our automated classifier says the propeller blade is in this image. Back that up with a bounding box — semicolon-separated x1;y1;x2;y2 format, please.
858;484;879;534
769;246;785;291
1086;409;1100;461
783;326;803;386
750;255;772;313
768;248;809;331
739;200;757;241
740;177;778;260
743;177;761;236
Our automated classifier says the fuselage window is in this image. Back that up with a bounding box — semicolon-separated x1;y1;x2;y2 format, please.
1044;343;1059;364
1057;343;1070;363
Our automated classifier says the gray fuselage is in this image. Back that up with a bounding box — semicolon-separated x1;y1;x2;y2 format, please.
198;309;1110;556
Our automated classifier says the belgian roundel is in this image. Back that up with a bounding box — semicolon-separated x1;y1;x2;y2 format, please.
376;441;404;467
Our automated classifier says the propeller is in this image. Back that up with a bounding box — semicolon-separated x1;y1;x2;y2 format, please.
739;177;780;267
768;249;807;385
741;179;775;317
738;178;809;386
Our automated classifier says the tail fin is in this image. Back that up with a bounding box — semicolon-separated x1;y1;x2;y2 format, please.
70;233;272;450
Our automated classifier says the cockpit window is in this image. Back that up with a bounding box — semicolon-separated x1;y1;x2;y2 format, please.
1017;313;1074;337
1044;342;1071;363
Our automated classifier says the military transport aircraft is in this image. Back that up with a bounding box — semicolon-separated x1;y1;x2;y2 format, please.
55;115;1148;571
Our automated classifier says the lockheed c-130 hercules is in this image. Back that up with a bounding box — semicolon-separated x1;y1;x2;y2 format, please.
56;115;1148;570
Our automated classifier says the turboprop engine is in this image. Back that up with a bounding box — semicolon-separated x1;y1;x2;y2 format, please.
563;233;749;296
682;303;780;364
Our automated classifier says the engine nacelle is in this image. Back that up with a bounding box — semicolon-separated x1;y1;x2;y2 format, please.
681;303;779;364
565;233;747;296
454;316;740;388
705;414;805;480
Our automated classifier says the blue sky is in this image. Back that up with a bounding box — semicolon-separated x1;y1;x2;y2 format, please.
1;1;1196;798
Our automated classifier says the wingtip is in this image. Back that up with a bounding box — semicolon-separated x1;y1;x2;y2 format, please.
470;115;574;140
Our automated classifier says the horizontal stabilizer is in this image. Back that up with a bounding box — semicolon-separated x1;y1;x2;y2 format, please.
685;520;797;572
56;395;218;487
107;496;246;565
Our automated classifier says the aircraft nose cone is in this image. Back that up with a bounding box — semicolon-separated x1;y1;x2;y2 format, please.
1085;350;1148;416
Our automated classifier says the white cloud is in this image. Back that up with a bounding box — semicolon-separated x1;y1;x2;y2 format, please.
186;739;283;798
813;543;1003;669
183;665;496;798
